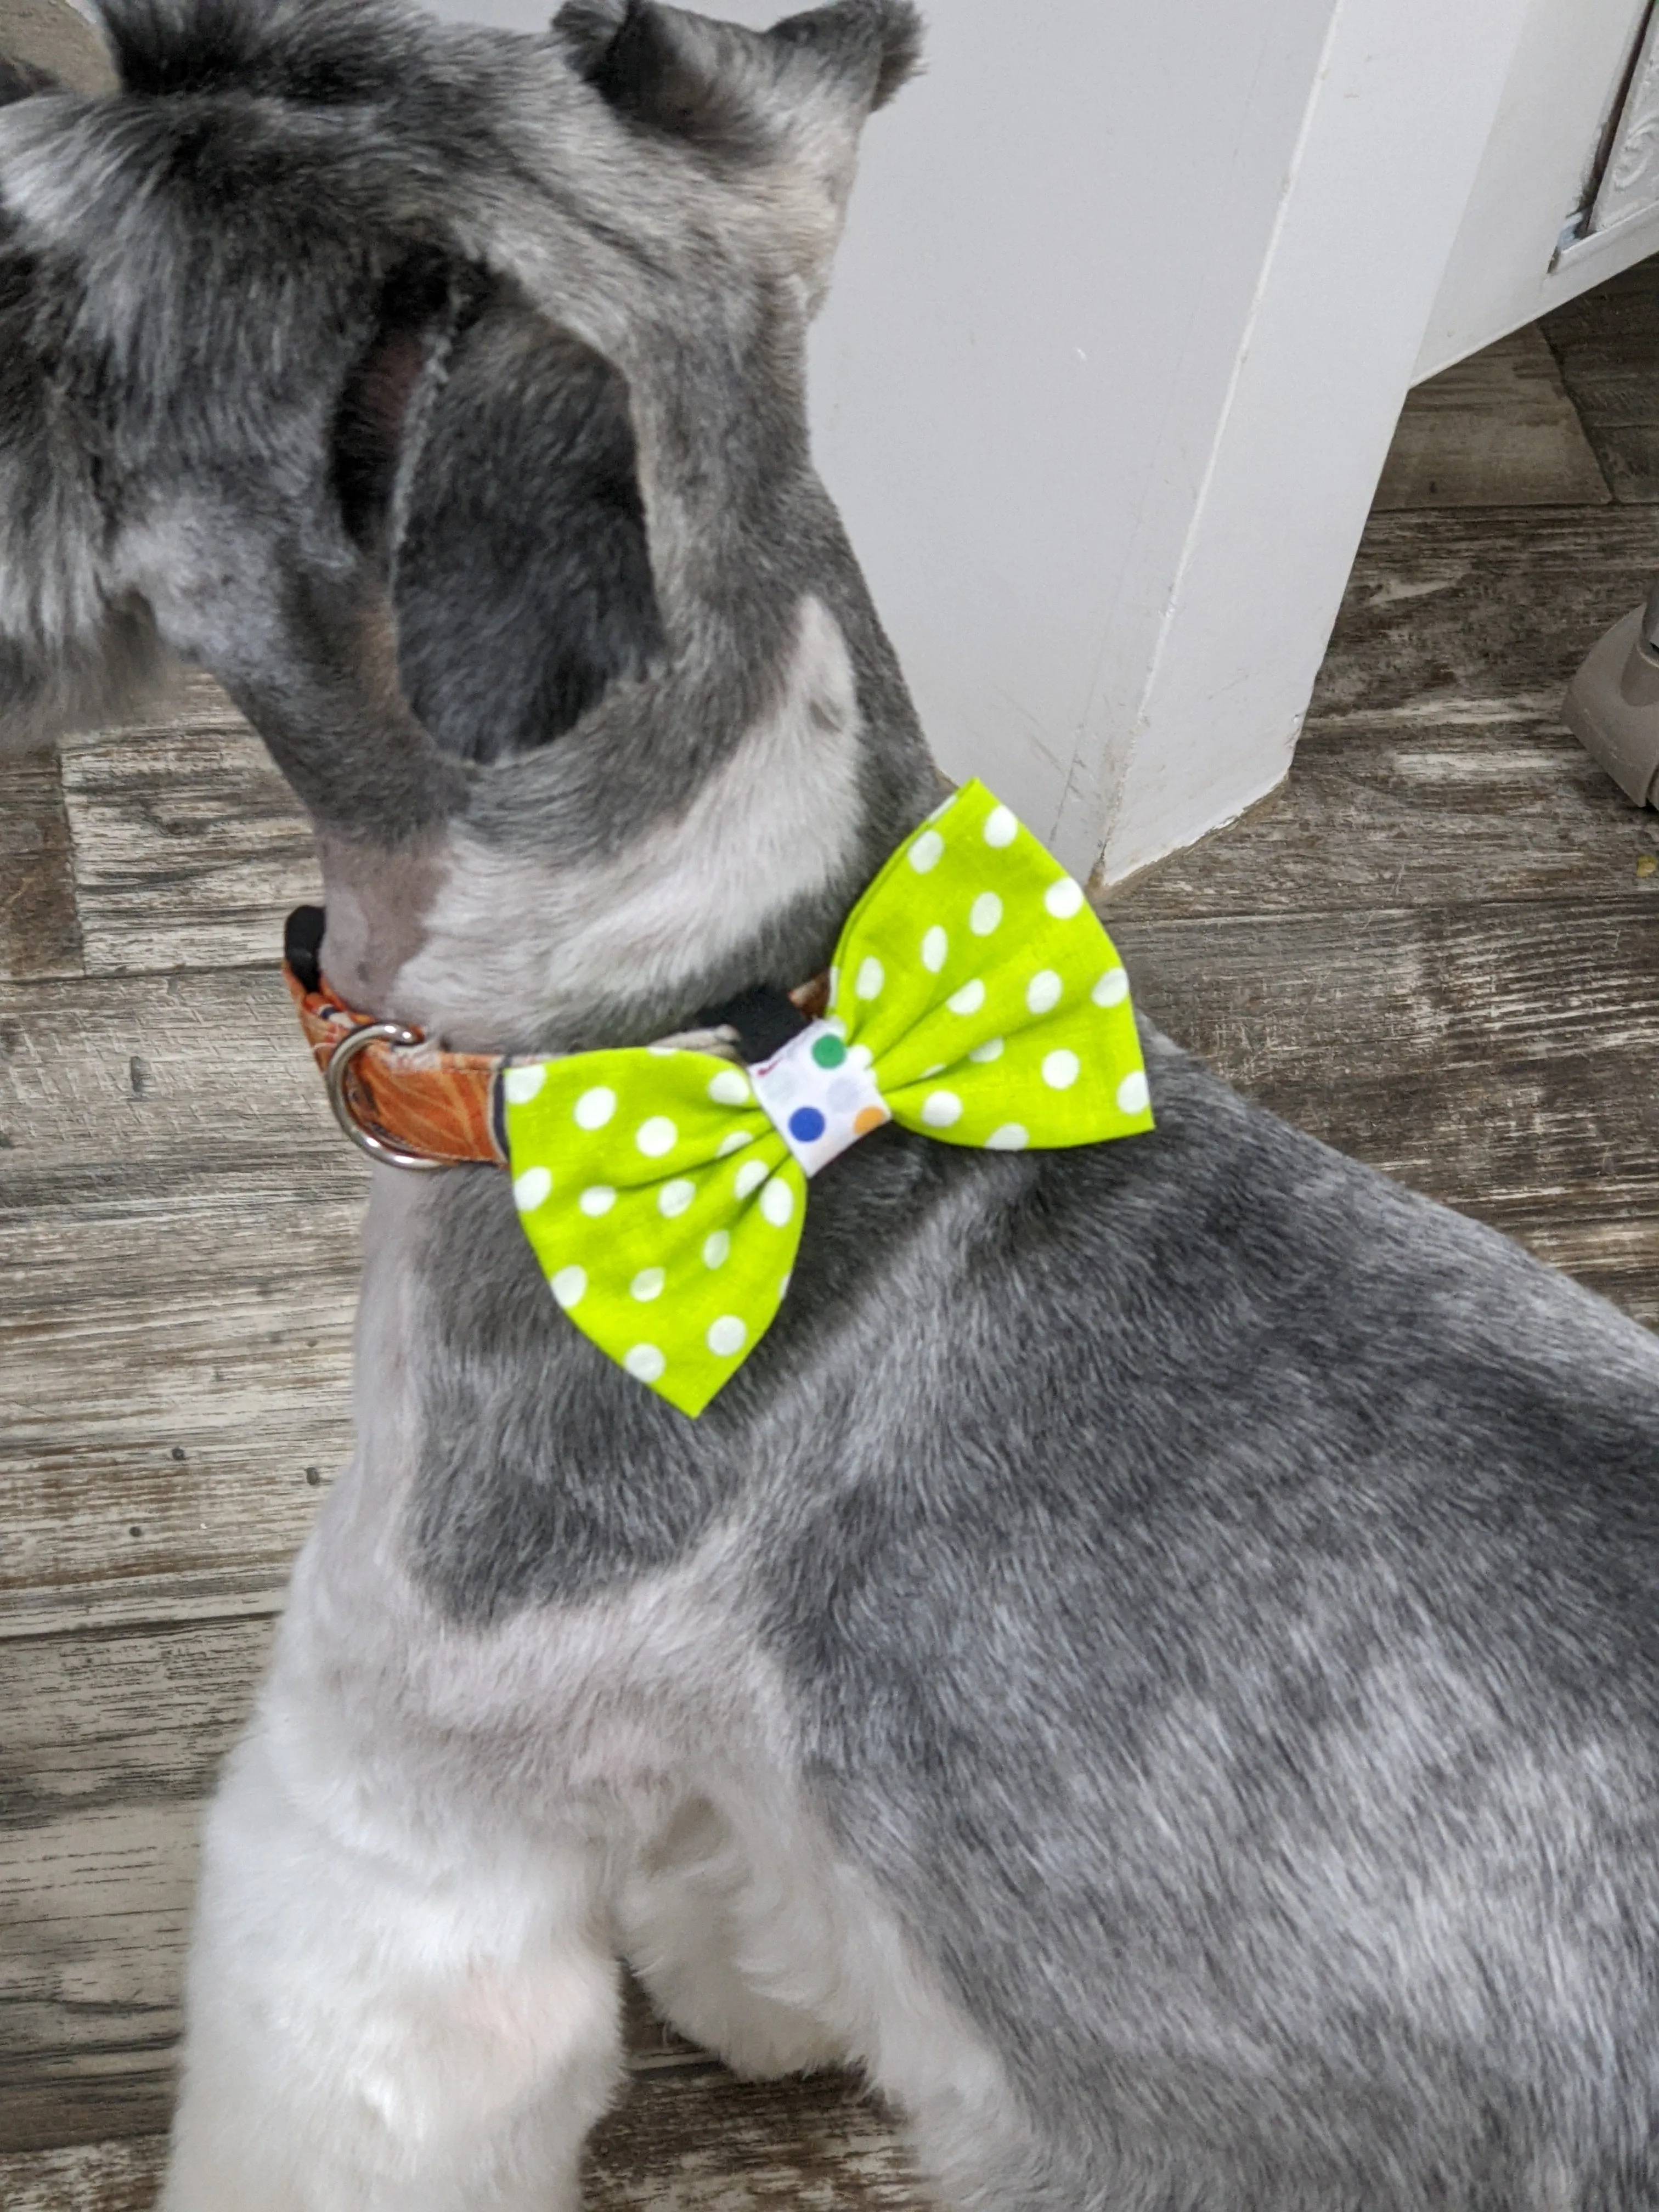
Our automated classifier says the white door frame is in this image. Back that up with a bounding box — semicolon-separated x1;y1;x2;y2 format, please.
1417;0;1657;380
792;0;1537;885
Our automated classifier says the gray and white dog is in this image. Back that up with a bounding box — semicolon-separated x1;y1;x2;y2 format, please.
5;3;1659;2207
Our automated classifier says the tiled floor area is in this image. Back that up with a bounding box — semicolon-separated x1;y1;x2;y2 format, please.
5;260;1659;2204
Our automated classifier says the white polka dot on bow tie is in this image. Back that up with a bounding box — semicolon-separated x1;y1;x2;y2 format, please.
631;1268;665;1302
551;1266;586;1310
856;956;885;1000
922;926;949;973
970;893;1003;936
574;1086;616;1130
983;805;1018;848
625;1344;667;1384
636;1116;677;1158
735;1158;768;1199
708;1067;751;1106
707;1315;748;1356
986;1124;1029;1150
1042;1049;1081;1090
909;828;945;873
579;1184;616;1217
1117;1070;1150;1116
658;1179;696;1217
949;978;986;1015
1045;878;1085;919
760;1176;795;1227
703;1229;731;1268
503;1064;546;1105
922;1090;964;1128
1026;970;1063;1014
1093;967;1129;1007
512;1166;551;1214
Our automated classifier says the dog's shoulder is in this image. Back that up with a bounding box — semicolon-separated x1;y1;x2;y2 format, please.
399;1029;1659;1635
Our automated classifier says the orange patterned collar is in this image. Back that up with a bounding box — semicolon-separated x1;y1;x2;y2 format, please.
284;906;828;1172
285;952;508;1171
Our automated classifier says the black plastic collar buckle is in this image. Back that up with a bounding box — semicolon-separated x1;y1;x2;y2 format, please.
284;905;328;992
697;984;811;1066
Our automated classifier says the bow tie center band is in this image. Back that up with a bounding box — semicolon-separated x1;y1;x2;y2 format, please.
287;781;1153;1414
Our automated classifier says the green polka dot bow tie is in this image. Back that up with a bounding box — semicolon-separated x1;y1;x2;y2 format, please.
503;781;1153;1415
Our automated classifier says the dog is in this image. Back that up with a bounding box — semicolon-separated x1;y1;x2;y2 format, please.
6;3;1659;2207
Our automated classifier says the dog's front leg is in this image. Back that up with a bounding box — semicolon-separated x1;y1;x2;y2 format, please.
162;1687;623;2212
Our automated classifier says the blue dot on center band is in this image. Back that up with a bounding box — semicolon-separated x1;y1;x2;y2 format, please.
788;1107;827;1144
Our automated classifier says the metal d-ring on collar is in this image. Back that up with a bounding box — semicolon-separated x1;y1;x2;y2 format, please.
324;1022;450;1173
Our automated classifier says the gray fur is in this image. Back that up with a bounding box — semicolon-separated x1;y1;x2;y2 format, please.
6;6;1659;2208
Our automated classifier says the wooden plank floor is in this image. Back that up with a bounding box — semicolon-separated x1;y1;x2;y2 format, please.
5;258;1659;2203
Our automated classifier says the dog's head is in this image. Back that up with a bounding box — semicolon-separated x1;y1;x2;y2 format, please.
0;0;933;1037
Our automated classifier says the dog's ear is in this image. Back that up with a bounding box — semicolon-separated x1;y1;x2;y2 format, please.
555;0;921;308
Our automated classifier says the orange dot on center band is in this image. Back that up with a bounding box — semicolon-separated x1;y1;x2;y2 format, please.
853;1106;888;1137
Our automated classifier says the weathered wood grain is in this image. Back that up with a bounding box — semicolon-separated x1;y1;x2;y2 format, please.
1542;252;1659;349
1477;1208;1659;1333
0;967;349;1202
620;1976;713;2078
0;1186;357;1635
584;2070;927;2210
1;1620;269;1838
0;1620;268;2151
59;721;320;980
1542;355;1659;431
0;1799;196;2153
1375;326;1610;511
0;2066;926;2212
1116;896;1659;1210
1579;422;1659;507
0;747;81;984
1113;893;1659;1327
1101;715;1657;919
0;970;364;1631
0;2134;166;2212
1306;508;1659;725
1542;252;1659;505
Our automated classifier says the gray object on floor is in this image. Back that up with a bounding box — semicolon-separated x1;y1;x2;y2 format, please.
1566;580;1659;805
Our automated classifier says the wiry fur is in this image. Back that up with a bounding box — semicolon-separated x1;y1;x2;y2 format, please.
4;5;1659;2209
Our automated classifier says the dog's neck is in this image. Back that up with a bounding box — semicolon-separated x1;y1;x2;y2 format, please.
315;591;942;1057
